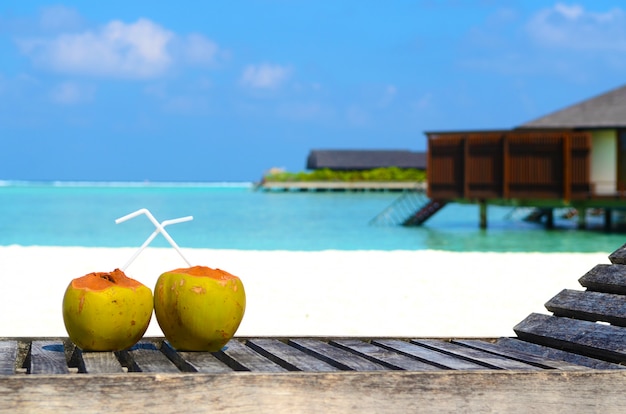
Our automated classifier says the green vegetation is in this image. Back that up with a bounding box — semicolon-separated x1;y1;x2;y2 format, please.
263;167;426;182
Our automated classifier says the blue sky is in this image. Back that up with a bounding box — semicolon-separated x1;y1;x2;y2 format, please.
2;1;626;182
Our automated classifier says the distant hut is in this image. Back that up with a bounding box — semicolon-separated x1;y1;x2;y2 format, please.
307;149;426;171
259;149;426;192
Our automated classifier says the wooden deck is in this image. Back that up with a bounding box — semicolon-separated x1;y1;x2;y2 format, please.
3;336;626;413
256;181;426;192
5;244;626;412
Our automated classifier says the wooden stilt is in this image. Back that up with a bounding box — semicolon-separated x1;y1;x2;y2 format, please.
577;208;586;229
479;201;487;229
605;208;613;232
545;208;554;229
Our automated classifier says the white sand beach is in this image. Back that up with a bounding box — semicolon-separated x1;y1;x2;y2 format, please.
0;246;611;338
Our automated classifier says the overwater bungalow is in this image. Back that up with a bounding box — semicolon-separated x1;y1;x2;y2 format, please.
412;84;626;229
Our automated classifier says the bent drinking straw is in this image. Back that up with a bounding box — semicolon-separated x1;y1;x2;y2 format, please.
115;208;193;271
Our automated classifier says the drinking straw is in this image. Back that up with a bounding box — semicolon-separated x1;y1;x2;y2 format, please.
115;208;193;271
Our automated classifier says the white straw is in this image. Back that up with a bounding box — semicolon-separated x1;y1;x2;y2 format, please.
115;208;193;271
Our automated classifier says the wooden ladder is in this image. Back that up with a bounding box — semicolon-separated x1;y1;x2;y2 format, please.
403;199;447;226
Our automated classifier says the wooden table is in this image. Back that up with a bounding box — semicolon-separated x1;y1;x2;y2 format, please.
5;243;626;412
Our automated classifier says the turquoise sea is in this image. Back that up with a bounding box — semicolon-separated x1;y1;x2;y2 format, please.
0;181;624;252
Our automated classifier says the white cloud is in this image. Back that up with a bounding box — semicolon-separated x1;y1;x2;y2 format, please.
526;3;626;51
240;63;291;89
18;18;173;78
16;18;221;79
460;4;626;79
553;3;584;20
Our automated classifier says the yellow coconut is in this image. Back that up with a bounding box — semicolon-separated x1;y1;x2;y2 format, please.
62;269;153;351
154;266;246;351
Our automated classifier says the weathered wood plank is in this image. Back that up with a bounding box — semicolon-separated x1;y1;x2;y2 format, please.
545;289;626;326
79;351;125;374
608;243;626;265
514;313;626;363
495;337;624;370
14;341;30;374
288;339;387;371
579;264;626;295
246;339;339;372
3;371;626;413
330;339;442;371
159;342;233;373
117;342;180;373
0;341;17;375
216;340;286;372
452;339;587;370
373;339;486;370
411;339;541;370
29;341;69;375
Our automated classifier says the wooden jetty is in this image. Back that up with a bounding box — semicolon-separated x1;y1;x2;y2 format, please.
257;180;426;192
6;243;626;412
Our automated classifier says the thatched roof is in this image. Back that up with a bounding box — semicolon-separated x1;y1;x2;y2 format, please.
519;84;626;129
306;150;426;170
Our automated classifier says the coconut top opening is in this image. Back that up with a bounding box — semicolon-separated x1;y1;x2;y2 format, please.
71;269;144;291
168;265;238;280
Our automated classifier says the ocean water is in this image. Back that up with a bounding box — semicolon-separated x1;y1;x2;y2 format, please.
0;181;625;253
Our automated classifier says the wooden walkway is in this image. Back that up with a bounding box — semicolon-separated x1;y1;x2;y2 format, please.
5;243;626;412
256;181;426;192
